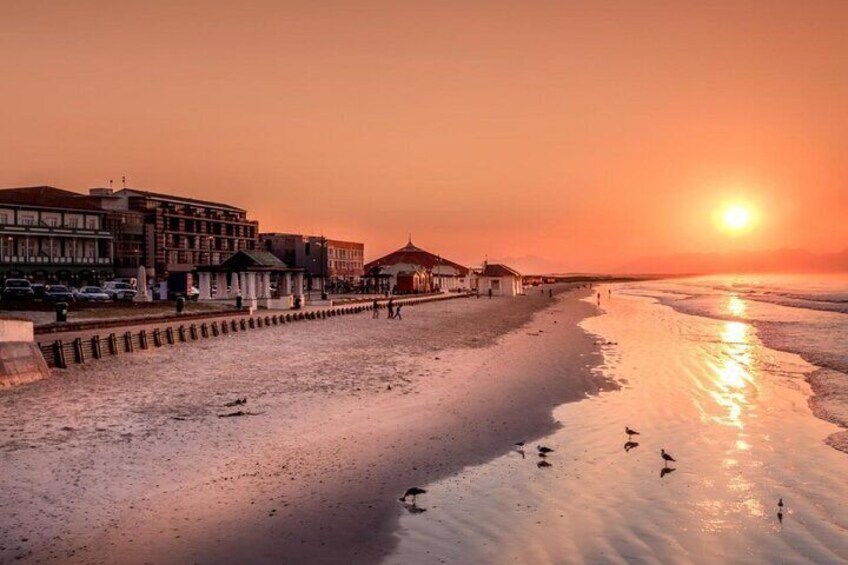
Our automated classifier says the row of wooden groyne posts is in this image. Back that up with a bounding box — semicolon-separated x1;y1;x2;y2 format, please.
38;292;470;369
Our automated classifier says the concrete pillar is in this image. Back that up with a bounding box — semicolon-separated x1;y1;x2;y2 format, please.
245;272;257;299
281;273;292;295
215;272;227;299
231;272;241;299
294;272;304;299
198;272;212;300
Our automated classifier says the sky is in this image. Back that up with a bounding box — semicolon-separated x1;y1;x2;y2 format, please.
1;0;847;273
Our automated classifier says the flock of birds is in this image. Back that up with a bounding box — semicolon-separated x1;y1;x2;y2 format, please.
399;425;787;524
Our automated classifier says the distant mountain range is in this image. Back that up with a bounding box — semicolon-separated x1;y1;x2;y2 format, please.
613;248;848;275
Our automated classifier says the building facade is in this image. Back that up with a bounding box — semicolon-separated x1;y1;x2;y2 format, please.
89;188;259;280
260;233;364;286
0;186;114;283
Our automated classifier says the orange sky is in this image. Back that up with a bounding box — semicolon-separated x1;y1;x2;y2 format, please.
2;1;847;272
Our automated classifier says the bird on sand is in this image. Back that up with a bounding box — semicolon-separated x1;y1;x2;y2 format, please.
399;487;427;503
537;460;552;468
537;445;555;454
538;452;548;458
660;449;676;466
625;427;640;438
778;498;784;509
515;441;525;447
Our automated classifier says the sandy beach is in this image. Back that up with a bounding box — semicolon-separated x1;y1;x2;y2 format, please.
0;285;607;564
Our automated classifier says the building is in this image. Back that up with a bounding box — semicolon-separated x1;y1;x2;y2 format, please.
0;186;114;284
363;238;470;293
474;262;524;296
88;188;259;280
260;233;364;289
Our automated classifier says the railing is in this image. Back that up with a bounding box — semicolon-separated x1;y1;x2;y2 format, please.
0;256;113;265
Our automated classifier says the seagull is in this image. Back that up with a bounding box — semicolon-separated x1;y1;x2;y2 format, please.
538;452;548;458
537;460;552;468
399;487;427;503
515;441;525;447
624;441;639;452
660;449;676;466
537;445;555;454
625;427;640;438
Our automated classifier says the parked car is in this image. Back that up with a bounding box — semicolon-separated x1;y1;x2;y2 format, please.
102;281;138;301
45;285;75;303
187;286;200;301
77;286;111;302
2;278;35;300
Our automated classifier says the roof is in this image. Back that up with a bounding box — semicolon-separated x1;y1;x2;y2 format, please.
198;250;300;272
118;188;247;213
479;263;522;278
364;238;469;275
0;186;104;212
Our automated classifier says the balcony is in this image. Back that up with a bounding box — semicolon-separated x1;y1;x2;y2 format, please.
0;256;113;266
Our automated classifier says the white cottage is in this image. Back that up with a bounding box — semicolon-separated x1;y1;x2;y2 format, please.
474;262;524;297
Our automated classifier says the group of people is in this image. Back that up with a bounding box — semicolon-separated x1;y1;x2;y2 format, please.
372;297;403;320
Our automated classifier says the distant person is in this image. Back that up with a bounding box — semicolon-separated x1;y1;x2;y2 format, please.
597;292;601;305
372;298;380;318
608;289;611;297
395;304;403;320
488;288;493;299
388;298;395;319
548;289;553;298
541;288;544;295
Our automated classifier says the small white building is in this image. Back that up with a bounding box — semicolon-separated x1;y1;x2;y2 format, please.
474;262;524;297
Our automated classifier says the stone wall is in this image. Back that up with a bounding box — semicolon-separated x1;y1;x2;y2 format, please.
0;316;50;388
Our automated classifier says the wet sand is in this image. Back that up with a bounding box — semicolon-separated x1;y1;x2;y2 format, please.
386;288;848;563
0;285;608;564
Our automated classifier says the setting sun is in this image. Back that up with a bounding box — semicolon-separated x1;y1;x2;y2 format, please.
716;203;756;235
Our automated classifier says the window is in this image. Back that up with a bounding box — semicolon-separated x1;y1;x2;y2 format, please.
87;218;97;230
21;215;35;225
0;213;8;224
46;218;57;227
67;218;79;228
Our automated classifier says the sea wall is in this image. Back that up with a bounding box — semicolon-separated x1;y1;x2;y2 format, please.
0;316;50;388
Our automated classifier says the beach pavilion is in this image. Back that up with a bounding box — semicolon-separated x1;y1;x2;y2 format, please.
196;250;304;309
363;237;470;293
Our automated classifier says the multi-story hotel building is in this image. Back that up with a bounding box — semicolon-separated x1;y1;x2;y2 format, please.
260;233;364;284
89;188;259;279
0;186;114;283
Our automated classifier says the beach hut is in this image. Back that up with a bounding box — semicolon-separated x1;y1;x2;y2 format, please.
474;262;524;297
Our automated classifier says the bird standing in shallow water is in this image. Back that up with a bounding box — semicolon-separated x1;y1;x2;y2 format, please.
660;449;676;466
400;487;427;503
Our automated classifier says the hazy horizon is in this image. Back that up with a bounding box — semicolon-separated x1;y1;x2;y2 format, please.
2;1;847;272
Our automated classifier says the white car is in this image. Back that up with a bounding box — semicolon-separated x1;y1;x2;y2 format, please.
77;286;111;302
102;281;138;301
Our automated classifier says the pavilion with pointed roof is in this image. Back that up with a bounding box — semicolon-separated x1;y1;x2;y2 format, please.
363;237;470;293
196;249;304;309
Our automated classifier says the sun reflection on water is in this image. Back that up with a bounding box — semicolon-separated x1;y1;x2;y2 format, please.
707;321;756;430
727;296;747;318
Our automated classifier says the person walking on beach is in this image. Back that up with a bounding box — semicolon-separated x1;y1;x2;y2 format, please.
372;298;380;318
388;298;395;319
597;292;601;305
394;304;403;320
548;288;553;298
488;288;493;300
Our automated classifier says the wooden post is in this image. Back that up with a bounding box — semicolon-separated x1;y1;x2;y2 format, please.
53;340;67;369
92;335;102;359
73;337;85;364
125;331;134;352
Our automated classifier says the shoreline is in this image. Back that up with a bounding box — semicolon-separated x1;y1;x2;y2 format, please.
0;284;610;564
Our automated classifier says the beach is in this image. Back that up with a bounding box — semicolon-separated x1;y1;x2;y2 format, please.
0;285;607;564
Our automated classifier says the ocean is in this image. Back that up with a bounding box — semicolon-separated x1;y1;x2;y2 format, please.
385;276;848;564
